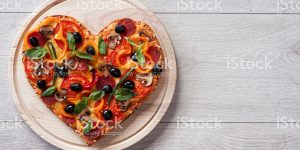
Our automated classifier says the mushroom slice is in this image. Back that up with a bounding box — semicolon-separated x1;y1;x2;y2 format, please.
139;29;154;42
117;100;131;112
40;25;54;39
65;57;79;70
136;73;153;87
107;33;121;50
54;88;67;102
98;63;112;77
33;65;42;77
32;59;49;77
42;67;50;76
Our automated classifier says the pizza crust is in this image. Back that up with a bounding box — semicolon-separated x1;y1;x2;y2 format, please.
22;15;164;145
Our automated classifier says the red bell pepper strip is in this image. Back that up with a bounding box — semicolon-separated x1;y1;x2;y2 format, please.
82;69;99;89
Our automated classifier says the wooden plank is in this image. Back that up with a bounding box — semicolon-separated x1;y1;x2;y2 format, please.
1;0;300;149
0;120;58;149
3;13;300;122
151;14;300;122
1;0;300;14
1;13;27;121
2;121;300;149
128;123;300;150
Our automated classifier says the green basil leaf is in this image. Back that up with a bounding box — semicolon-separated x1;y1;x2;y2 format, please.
98;37;107;55
136;46;145;66
67;32;76;51
83;120;92;134
88;90;105;101
74;97;88;114
41;86;57;97
125;38;144;65
108;67;135;105
75;51;93;60
24;47;48;60
125;37;139;47
114;88;136;101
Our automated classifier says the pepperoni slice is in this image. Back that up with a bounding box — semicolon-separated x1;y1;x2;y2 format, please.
147;46;161;62
27;32;47;47
62;116;76;124
84;128;101;140
41;95;57;107
96;76;116;90
117;18;136;36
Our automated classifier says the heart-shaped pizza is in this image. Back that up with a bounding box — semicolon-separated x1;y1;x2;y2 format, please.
22;15;163;145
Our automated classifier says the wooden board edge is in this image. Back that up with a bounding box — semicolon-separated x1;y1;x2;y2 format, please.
8;0;177;149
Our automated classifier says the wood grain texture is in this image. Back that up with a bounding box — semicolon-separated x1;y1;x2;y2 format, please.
3;121;300;150
2;0;300;14
8;0;176;149
128;123;300;150
2;0;300;149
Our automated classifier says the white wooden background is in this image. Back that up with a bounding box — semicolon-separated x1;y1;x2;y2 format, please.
2;0;300;149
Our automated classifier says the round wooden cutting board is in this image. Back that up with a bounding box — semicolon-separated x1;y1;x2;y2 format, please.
9;0;176;149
